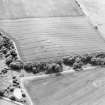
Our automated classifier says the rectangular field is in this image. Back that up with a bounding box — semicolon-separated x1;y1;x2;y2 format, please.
0;0;83;19
0;17;105;63
0;17;105;62
24;68;105;105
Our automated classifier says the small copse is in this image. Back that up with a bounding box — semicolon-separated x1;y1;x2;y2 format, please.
9;60;23;71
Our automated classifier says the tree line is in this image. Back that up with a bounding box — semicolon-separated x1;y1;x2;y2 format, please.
1;32;105;75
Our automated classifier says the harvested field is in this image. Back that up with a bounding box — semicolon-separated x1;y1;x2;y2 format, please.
0;17;105;63
0;0;83;19
24;67;105;105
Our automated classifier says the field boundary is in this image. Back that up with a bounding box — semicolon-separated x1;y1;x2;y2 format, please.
0;29;23;61
21;66;96;81
20;66;96;105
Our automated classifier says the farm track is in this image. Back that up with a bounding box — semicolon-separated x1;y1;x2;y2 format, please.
0;17;105;63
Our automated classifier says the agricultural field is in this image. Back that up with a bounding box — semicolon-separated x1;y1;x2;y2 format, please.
0;0;83;19
24;67;105;105
0;17;105;63
1;0;105;105
77;0;105;25
77;0;105;39
0;99;17;105
0;0;105;105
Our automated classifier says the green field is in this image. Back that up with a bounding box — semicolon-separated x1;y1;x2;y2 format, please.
24;68;105;105
0;17;105;63
0;0;83;19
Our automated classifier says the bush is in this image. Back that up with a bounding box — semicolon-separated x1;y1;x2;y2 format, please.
22;93;26;98
5;55;13;65
37;63;47;72
73;61;83;71
54;63;63;73
35;63;42;72
95;52;105;58
41;63;47;72
5;51;11;58
0;90;4;97
91;57;105;66
81;54;92;64
101;58;105;66
0;32;3;36
31;63;39;74
9;60;23;70
2;36;13;49
9;96;16;101
90;57;97;65
1;68;8;74
24;63;33;72
0;42;3;50
56;60;63;66
74;56;82;63
32;66;38;74
10;49;17;57
45;63;62;74
31;62;48;74
1;46;8;54
96;57;103;65
63;56;75;66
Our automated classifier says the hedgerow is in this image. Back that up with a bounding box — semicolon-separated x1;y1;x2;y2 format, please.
1;32;105;74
